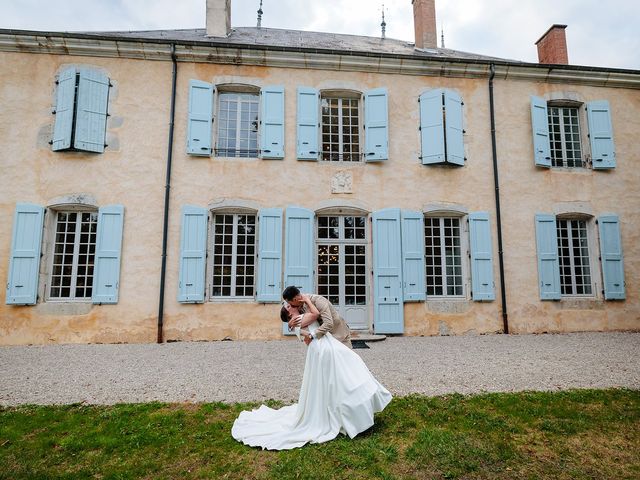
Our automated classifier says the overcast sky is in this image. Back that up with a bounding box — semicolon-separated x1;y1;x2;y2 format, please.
1;0;638;69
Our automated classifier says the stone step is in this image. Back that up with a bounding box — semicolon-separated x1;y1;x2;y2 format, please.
350;332;387;342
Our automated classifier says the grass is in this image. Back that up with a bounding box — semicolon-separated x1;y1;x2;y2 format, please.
1;389;638;479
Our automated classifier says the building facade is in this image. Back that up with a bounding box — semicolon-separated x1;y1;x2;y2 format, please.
1;0;638;345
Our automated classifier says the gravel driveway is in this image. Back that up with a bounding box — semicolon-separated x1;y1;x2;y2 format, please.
1;332;638;406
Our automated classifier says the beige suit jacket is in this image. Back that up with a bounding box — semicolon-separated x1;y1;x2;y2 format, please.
302;294;352;349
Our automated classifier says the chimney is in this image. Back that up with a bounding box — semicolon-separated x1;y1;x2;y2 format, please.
535;24;569;64
206;0;231;37
412;0;437;49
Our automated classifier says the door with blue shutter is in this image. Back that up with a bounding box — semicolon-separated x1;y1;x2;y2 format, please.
419;89;445;165
364;88;389;162
92;205;124;304
74;67;110;153
283;206;314;334
534;214;561;300
598;215;625;299
260;86;285;159
372;209;404;334
187;80;214;156
586;101;616;169
530;96;551;167
468;212;495;301
444;89;465;166
52;67;76;151
256;208;283;302
401;210;426;302
177;206;208;303
296;87;319;160
6;203;45;305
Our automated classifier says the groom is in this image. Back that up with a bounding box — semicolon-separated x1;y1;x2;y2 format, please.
282;286;352;349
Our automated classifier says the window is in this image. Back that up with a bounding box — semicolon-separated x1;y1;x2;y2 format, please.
51;67;110;153
321;96;361;162
548;106;583;167
419;89;465;166
317;215;367;307
216;92;259;158
210;213;256;298
48;211;98;300
424;217;464;297
556;219;593;295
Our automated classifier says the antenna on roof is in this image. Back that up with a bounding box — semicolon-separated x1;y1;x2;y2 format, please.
441;23;445;48
380;4;387;39
257;0;264;28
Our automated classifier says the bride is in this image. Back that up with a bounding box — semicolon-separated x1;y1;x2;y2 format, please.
231;296;392;450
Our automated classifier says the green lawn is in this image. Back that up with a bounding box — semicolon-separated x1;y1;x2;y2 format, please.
1;389;638;479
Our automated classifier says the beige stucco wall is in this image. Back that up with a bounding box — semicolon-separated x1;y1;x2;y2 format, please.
1;49;638;345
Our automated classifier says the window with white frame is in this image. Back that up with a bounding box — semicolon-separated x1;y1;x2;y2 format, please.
210;213;256;298
556;218;593;295
424;217;464;297
317;215;367;306
548;105;583;167
48;211;98;300
216;92;259;158
321;94;361;162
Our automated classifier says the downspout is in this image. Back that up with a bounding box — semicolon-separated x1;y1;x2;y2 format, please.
158;43;178;343
488;63;509;334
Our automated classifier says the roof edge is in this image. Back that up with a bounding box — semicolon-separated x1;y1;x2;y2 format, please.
0;28;639;86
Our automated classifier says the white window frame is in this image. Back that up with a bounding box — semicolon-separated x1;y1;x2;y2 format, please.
214;85;260;159
320;90;363;163
315;213;369;308
207;209;258;302
424;213;470;300
555;216;596;298
45;209;98;302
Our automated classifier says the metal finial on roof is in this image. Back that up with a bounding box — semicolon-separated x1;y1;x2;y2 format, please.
381;4;386;39
441;23;445;48
257;0;264;28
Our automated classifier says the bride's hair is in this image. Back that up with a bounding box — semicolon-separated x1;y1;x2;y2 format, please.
280;305;290;323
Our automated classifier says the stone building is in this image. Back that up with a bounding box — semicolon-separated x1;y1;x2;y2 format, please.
1;0;638;345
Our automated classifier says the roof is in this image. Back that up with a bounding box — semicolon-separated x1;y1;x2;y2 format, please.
80;26;519;63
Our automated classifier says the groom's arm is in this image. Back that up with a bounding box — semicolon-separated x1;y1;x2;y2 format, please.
311;296;334;339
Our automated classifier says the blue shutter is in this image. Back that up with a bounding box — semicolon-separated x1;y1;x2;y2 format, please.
260;86;285;159
74;67;109;153
534;214;561;300
256;208;283;302
187;80;214;156
530;96;551;167
401;210;426;302
296;87;319;160
444;89;465;166
469;212;495;301
598;215;625;300
419;89;445;164
372;208;404;333
364;88;389;162
177;206;208;303
6;203;44;305
92;205;124;304
51;67;76;151
587;101;616;169
283;206;314;334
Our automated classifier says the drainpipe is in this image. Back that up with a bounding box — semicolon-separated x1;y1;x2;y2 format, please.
488;63;509;334
158;43;178;343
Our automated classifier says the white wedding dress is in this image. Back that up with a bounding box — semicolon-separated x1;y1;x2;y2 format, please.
231;321;392;450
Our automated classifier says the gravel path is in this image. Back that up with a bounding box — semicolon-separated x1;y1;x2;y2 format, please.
1;332;638;406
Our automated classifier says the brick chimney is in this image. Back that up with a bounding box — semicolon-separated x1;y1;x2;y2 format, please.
206;0;231;37
412;0;437;49
535;24;569;64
